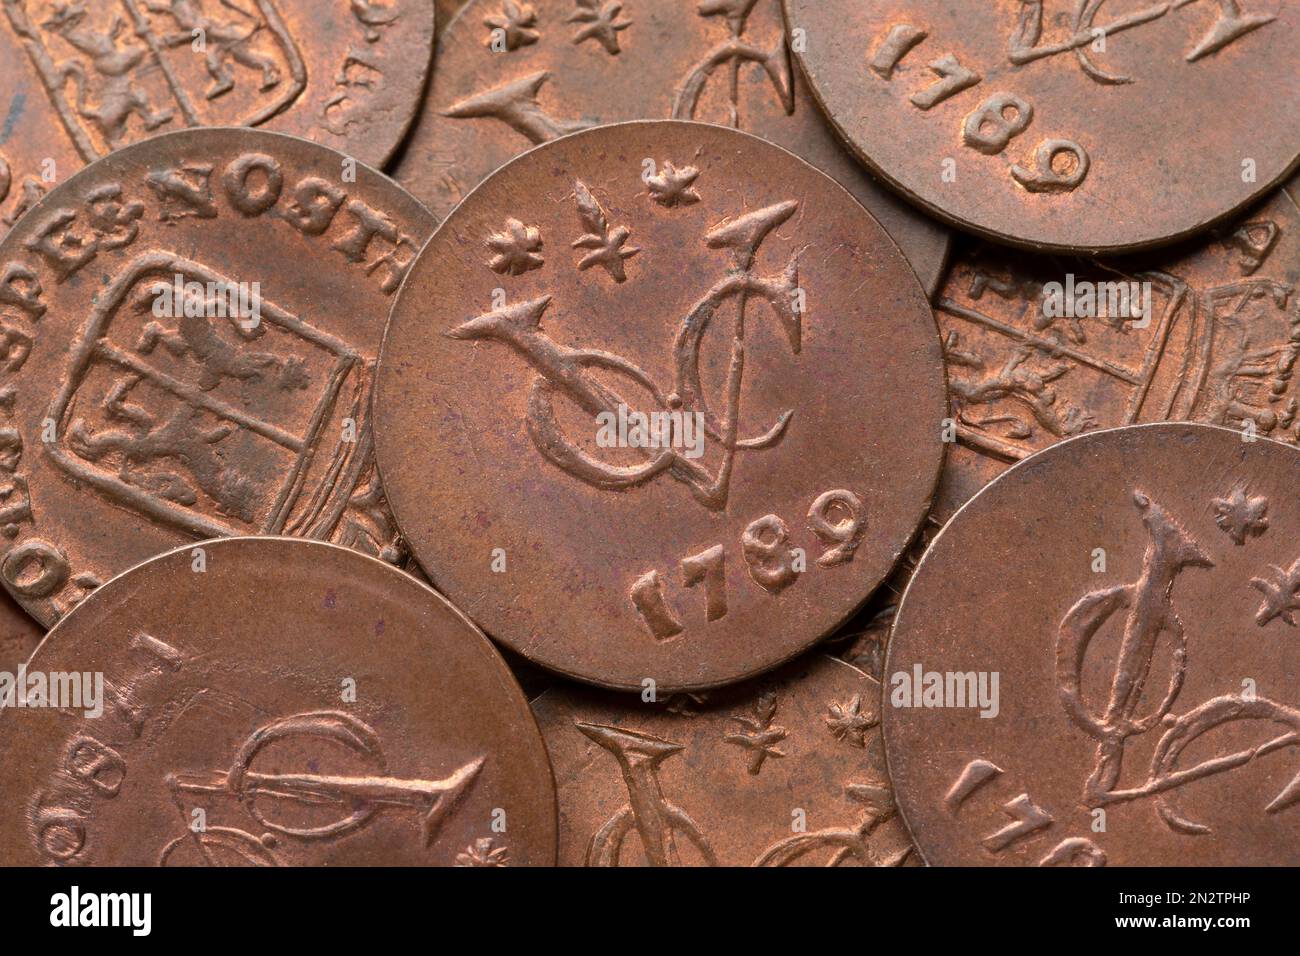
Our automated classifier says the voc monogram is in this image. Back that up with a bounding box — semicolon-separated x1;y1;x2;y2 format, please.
448;195;803;510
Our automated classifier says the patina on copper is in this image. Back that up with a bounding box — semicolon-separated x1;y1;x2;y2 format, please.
0;536;557;866
0;0;435;238
374;120;946;692
0;590;44;675
784;0;1300;253
393;0;950;294
533;654;916;866
0;127;435;626
885;422;1300;866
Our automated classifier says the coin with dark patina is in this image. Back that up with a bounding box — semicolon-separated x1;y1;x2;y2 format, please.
0;536;557;866
392;0;950;294
885;422;1300;866
375;120;946;691
0;0;435;239
0;589;44;674
533;654;915;866
0;127;434;625
784;0;1300;253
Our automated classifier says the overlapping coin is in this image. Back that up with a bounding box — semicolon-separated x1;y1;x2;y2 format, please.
0;536;557;866
394;0;949;293
0;126;434;625
534;654;914;866
0;0;436;240
374;120;946;691
885;422;1300;866
0;590;43;674
784;0;1300;253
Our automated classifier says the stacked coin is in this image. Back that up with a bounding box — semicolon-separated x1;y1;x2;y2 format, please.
0;0;1295;868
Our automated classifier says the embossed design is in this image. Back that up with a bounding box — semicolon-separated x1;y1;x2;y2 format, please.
446;199;802;510
159;711;484;865
1056;491;1300;833
1250;557;1300;627
350;0;398;42
319;48;385;137
486;217;545;275
46;251;370;539
3;0;307;160
645;161;701;208
441;71;591;144
753;781;911;867
672;0;793;125
567;0;629;55
723;691;787;774
455;837;510;866
1213;486;1268;544
484;0;539;50
824;694;875;748
571;180;638;281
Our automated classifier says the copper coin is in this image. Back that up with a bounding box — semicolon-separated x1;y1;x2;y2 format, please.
533;654;915;866
435;0;462;34
784;0;1300;253
0;127;434;625
391;0;950;294
0;0;435;238
0;588;44;674
935;172;1300;526
885;422;1300;866
0;535;557;866
375;120;946;691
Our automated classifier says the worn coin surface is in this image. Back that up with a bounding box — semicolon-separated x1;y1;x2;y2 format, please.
0;0;434;239
392;0;949;294
0;589;44;674
885;422;1300;866
533;654;915;866
784;0;1300;253
0;127;434;625
0;536;557;866
375;120;946;691
935;173;1300;525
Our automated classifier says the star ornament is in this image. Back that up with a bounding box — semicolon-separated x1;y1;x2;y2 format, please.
1213;487;1269;545
1251;557;1300;628
568;0;632;55
646;161;702;208
824;694;877;748
484;1;539;51
486;218;544;276
571;180;639;282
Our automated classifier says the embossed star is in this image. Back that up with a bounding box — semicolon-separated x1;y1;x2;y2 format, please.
455;837;510;867
646;161;701;208
1214;487;1269;545
698;0;761;23
484;1;539;51
1251;557;1300;628
571;180;639;282
723;691;787;775
824;694;876;748
486;218;544;276
567;0;632;55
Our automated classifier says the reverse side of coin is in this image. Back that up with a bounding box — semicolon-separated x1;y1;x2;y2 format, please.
375;120;946;691
885;422;1300;866
533;654;914;866
0;0;435;238
393;0;949;294
0;127;434;625
784;0;1300;253
935;173;1300;525
0;536;557;867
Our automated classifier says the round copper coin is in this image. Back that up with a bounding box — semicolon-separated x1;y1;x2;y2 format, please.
0;0;435;238
534;654;915;866
392;0;950;294
374;120;947;691
784;0;1300;253
885;422;1300;866
0;536;557;866
0;126;435;625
